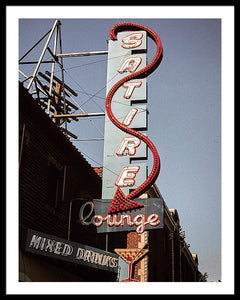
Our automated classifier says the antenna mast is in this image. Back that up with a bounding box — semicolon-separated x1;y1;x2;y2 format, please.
19;19;107;140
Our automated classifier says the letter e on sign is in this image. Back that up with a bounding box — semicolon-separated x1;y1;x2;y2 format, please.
115;166;140;187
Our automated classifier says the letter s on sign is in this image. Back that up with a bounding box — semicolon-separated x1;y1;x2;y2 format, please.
122;32;143;49
109;257;118;268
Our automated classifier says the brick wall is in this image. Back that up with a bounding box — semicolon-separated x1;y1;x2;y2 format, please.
19;83;102;239
127;231;148;282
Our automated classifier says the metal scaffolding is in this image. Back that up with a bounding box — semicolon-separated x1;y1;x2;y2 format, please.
19;19;107;140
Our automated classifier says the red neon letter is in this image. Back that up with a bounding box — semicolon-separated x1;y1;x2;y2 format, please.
122;108;138;126
118;57;142;73
122;81;142;99
116;137;141;156
115;166;140;187
121;32;143;49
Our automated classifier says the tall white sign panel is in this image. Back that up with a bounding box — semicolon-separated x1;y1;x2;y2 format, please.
102;31;148;201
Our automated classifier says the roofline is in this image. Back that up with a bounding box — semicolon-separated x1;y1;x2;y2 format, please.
19;81;101;182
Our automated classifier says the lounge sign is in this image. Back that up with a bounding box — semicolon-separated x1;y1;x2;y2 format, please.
93;198;164;233
25;229;119;273
72;198;164;234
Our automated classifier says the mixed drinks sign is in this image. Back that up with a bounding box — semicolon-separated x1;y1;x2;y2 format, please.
25;229;119;273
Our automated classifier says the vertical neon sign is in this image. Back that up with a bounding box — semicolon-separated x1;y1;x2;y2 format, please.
102;22;163;215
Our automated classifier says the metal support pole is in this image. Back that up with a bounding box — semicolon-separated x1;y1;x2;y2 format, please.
27;20;59;90
57;22;68;131
52;112;105;118
47;24;59;114
70;138;104;142
19;29;52;63
56;50;108;58
105;233;108;252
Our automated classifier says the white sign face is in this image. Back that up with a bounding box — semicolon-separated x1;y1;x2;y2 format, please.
98;22;163;226
102;30;148;202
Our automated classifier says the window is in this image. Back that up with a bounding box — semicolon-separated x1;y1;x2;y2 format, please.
19;122;30;168
47;155;65;208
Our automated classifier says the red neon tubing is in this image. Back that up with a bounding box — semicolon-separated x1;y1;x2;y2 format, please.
106;22;163;203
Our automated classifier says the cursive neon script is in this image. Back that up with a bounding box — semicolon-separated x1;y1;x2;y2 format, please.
78;201;161;234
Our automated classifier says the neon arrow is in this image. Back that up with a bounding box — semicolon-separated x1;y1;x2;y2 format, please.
108;186;144;214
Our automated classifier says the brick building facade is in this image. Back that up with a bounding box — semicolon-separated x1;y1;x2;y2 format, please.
19;82;117;281
125;187;201;282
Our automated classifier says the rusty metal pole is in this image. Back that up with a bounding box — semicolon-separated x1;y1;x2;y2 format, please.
54;82;61;125
57;21;68;132
56;50;108;58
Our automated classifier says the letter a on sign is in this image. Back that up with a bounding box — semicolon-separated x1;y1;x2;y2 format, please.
118;57;142;73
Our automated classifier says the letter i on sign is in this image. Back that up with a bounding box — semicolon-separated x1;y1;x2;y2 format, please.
122;108;138;126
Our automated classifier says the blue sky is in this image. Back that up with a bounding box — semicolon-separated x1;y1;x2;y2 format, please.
7;6;234;294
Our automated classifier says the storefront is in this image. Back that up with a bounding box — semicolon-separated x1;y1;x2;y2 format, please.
19;228;119;282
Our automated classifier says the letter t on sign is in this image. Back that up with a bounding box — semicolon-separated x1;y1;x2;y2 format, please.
122;82;142;99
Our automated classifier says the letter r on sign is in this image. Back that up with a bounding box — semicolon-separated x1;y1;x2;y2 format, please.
116;137;141;156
